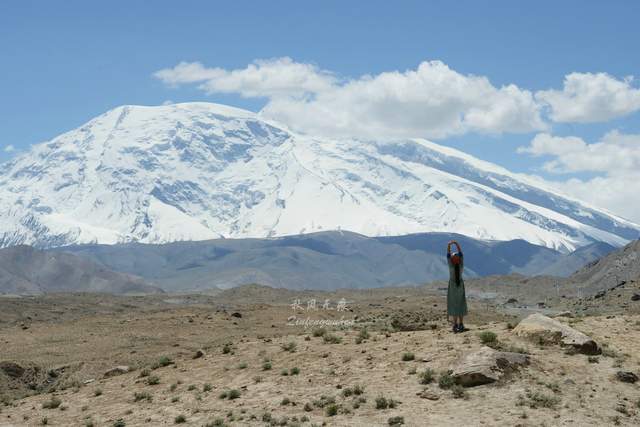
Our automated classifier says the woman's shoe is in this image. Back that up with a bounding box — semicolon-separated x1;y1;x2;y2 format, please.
452;323;459;333
457;324;465;333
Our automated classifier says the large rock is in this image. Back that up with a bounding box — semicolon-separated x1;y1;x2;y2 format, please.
450;346;529;387
513;313;600;355
103;365;130;378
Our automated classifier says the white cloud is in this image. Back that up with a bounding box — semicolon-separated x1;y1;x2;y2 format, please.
161;100;174;106
519;131;640;222
3;145;15;153
536;72;640;123
155;58;547;139
155;58;336;99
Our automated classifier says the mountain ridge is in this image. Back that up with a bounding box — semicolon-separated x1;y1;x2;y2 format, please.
0;102;638;252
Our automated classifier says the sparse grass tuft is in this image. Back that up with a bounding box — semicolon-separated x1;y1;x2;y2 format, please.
262;360;272;371
401;352;415;361
174;414;186;424
451;384;467;399
419;368;435;385
375;395;398;410
146;375;160;386
281;341;297;353
323;333;342;344
478;331;497;345
290;367;300;375
134;391;152;402
203;383;212;392
522;390;560;409
42;396;62;409
157;356;172;368
93;388;102;397
312;328;327;337
438;371;455;389
325;404;339;416
356;328;370;344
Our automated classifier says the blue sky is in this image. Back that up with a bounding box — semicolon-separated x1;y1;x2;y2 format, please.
2;1;640;220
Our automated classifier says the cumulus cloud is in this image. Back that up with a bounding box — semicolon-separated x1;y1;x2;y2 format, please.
519;131;640;222
155;58;547;139
155;58;336;99
3;145;15;153
536;72;640;123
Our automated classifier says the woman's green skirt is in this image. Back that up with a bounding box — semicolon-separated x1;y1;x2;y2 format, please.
447;278;468;316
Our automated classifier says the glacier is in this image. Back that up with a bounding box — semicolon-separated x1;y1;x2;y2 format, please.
0;102;638;252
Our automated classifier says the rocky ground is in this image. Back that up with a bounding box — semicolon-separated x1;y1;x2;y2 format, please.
1;284;640;426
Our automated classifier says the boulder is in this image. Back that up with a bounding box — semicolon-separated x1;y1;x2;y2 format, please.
450;346;529;387
0;361;25;378
631;293;640;301
513;313;600;355
616;371;638;383
103;365;130;378
193;349;205;359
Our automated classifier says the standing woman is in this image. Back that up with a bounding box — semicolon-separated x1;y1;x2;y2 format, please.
447;240;468;333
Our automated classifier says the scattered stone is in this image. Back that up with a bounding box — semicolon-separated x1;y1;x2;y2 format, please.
83;379;95;384
231;312;242;318
103;366;130;378
450;346;529;387
506;298;518;304
615;371;638;383
417;390;439;400
631;294;640;301
553;311;574;318
0;361;25;378
513;313;600;355
193;350;205;359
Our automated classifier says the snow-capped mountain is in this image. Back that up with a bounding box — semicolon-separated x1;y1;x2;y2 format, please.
1;102;638;252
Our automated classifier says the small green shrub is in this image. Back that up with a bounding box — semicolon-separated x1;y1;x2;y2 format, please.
312;328;327;337
388;416;405;426
174;414;186;424
438;371;455;389
478;331;497;345
281;341;297;353
325;404;338;416
147;375;160;385
42;396;62;409
419;368;435;385
375;396;398;410
323;333;342;344
451;385;467;399
401;352;415;361
134;391;152;402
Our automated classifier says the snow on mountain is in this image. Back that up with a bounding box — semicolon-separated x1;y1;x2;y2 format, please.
0;102;638;252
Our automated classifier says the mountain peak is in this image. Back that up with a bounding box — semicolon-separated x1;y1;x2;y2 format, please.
0;102;638;251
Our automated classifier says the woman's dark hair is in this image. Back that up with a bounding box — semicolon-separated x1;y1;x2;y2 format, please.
454;260;461;286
